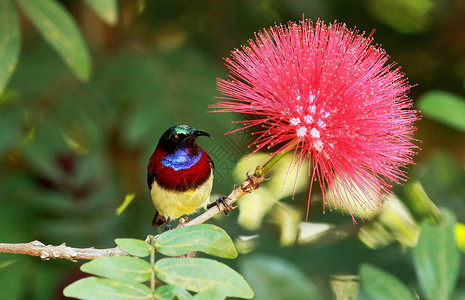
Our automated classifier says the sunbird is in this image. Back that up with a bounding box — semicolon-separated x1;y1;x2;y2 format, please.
147;125;225;227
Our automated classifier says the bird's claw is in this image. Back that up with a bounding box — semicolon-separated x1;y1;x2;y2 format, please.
177;217;188;227
207;196;231;216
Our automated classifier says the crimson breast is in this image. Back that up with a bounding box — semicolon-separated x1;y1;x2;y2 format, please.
147;146;213;192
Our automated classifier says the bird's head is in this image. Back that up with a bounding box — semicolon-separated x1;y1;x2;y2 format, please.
159;125;212;154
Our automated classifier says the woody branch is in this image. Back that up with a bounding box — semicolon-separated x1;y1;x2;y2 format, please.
0;168;267;261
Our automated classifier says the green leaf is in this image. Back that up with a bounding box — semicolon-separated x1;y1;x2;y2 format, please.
115;238;152;257
116;194;136;215
83;0;118;25
155;224;238;259
365;0;433;34
360;264;416;300
155;258;253;299
240;254;321;300
63;276;152;300
15;0;91;81
154;285;192;300
418;90;465;131
0;259;17;270
0;0;20;95
81;257;151;282
192;288;227;300
413;209;460;300
403;180;440;222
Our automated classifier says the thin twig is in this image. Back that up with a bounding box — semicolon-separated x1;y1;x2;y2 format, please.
185;170;266;226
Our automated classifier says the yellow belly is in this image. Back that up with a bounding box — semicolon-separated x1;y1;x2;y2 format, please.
150;172;213;220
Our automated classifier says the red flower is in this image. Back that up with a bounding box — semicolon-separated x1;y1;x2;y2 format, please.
210;19;420;223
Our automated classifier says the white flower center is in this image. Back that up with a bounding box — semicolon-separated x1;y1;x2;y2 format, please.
296;126;307;138
303;114;313;123
310;127;320;138
290;117;301;125
308;93;316;103
309;104;316;114
288;92;332;152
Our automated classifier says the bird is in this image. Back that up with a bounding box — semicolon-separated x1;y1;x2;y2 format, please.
147;125;225;227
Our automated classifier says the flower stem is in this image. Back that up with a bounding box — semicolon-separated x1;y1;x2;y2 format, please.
255;139;299;177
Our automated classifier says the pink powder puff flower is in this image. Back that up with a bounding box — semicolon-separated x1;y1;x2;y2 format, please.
210;19;420;223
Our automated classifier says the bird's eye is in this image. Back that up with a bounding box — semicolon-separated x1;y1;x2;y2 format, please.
177;133;186;141
170;133;178;142
170;133;186;142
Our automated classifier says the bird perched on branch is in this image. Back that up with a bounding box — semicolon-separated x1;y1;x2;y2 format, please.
147;125;225;227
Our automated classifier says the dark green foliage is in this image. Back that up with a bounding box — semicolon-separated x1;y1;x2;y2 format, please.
419;90;465;132
0;0;20;94
1;1;465;299
413;210;460;300
360;264;416;300
359;208;462;300
240;254;322;300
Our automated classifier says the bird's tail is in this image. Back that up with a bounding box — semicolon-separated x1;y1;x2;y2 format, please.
152;211;167;227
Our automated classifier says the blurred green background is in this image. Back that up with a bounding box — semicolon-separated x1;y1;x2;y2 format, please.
0;0;464;299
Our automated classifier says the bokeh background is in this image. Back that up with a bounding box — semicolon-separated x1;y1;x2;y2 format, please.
0;0;464;299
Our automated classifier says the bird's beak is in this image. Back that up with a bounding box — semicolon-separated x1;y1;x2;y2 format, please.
192;129;213;140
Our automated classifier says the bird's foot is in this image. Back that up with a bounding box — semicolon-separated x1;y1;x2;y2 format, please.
177;217;188;227
207;196;232;215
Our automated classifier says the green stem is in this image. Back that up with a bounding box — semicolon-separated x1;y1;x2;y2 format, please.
255;139;299;177
150;238;156;298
